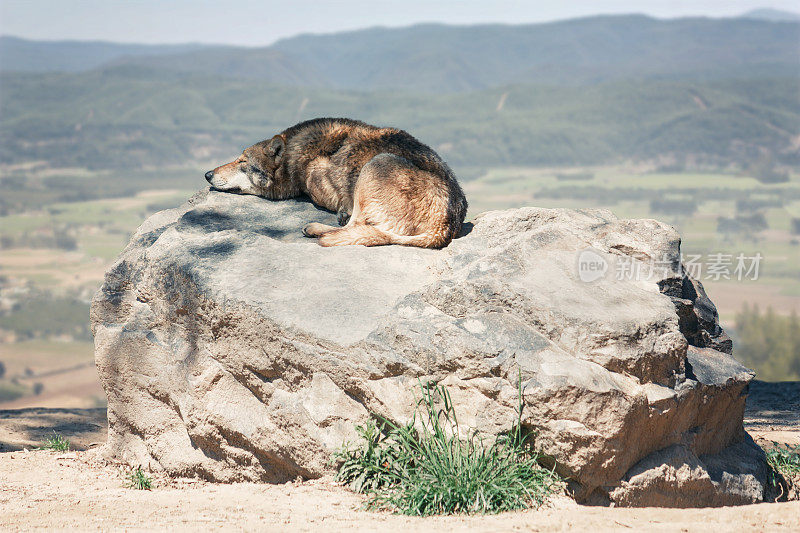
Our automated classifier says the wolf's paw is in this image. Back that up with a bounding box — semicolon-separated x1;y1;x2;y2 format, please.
302;224;318;237
337;208;351;227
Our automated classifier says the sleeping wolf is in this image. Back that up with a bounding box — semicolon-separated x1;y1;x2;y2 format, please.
205;118;467;248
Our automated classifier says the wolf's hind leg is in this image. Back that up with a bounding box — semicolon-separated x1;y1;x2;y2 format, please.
318;224;395;247
302;222;338;238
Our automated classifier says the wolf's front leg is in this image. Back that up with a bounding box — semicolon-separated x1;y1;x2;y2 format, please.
302;222;338;238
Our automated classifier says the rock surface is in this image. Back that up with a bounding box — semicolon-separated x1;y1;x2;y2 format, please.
91;189;766;506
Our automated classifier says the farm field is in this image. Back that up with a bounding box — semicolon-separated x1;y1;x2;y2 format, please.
0;173;196;408
0;340;102;409
1;164;799;408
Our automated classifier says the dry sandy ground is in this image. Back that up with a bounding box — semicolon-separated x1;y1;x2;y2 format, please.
0;407;106;452
0;451;798;532
745;381;800;449
0;382;798;531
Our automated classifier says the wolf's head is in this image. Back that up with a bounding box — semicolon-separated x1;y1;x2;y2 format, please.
205;135;296;198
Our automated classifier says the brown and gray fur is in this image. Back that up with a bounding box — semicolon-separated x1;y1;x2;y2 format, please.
205;118;467;248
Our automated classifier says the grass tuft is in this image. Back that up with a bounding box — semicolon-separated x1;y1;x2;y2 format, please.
766;442;800;498
126;466;153;490
335;381;561;516
37;432;70;452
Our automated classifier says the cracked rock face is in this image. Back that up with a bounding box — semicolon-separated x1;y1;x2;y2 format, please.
91;189;766;506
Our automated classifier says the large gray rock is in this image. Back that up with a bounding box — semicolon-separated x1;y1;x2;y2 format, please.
91;189;766;506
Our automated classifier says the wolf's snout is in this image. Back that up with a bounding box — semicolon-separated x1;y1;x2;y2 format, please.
205;170;214;183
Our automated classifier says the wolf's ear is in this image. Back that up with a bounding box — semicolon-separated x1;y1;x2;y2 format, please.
265;135;285;167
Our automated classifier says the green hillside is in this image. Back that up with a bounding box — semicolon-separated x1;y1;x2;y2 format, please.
1;68;797;173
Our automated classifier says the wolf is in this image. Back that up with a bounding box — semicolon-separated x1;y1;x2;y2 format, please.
204;118;467;248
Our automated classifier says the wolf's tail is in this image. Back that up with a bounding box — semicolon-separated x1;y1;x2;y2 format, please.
317;223;449;248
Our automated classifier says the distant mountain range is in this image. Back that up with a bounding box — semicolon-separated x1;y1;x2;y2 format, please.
741;8;800;21
2;14;798;92
0;36;213;73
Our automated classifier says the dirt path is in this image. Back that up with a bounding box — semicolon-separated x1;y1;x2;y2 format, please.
0;407;106;452
745;381;800;448
0;451;797;532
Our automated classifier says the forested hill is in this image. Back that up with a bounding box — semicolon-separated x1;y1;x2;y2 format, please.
1;70;797;171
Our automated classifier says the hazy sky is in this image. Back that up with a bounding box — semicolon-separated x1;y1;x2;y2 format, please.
1;0;797;46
